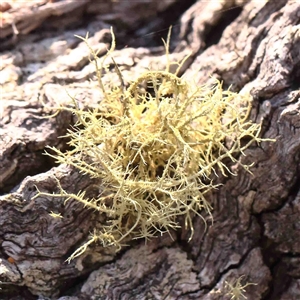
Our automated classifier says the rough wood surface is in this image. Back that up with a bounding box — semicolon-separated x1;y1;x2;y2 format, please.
1;0;300;299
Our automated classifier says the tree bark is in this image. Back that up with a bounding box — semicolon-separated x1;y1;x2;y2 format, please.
1;0;299;299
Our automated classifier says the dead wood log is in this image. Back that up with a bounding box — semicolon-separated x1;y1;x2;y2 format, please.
0;0;300;299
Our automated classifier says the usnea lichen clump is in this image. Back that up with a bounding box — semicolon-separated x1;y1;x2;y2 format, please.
44;29;265;260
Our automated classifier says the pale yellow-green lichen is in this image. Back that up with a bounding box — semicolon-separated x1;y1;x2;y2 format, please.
224;275;257;300
37;28;271;261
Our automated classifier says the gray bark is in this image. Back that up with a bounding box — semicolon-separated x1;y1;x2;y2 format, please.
1;0;299;299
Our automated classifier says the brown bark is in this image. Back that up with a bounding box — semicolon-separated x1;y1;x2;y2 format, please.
1;0;300;299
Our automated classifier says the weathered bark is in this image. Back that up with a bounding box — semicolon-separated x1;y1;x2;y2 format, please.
0;0;299;299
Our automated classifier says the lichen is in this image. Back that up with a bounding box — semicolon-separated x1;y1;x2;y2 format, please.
224;275;257;300
38;28;272;261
